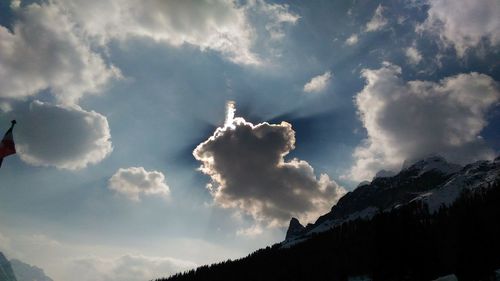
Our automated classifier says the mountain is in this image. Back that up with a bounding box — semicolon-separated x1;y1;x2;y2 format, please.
283;155;499;245
158;179;500;281
156;156;500;281
9;260;53;281
0;252;17;281
285;218;305;240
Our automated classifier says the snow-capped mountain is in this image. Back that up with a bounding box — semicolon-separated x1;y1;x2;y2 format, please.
284;155;500;245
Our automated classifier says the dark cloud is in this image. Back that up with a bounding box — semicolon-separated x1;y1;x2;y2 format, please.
193;114;345;226
348;62;500;181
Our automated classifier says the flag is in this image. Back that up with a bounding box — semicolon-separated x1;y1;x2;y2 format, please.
0;120;16;167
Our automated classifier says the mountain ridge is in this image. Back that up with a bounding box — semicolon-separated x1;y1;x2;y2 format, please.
9;259;54;281
0;252;17;281
158;176;500;281
283;155;499;245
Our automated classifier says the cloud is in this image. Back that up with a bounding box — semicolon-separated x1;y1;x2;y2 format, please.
405;46;422;65
0;228;222;281
347;62;500;181
303;71;332;93
69;254;196;281
420;0;500;57
0;0;299;107
247;0;300;40
193;106;346;226
56;0;300;65
108;167;170;201
365;4;388;32
12;101;112;170
236;225;264;238
56;0;258;65
0;2;119;104
345;34;359;46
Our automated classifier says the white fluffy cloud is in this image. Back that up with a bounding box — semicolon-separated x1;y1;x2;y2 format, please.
108;167;170;201
345;34;359;46
348;62;500;181
69;254;195;281
58;0;259;65
0;2;119;104
303;71;332;93
420;0;500;57
13;101;112;170
0;0;298;107
193;108;346;226
56;0;296;65
365;4;388;32
405;46;422;65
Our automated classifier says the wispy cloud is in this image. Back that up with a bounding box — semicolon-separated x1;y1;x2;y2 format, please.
303;71;332;93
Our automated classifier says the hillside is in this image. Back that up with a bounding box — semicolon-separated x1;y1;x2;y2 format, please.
156;157;500;281
285;156;499;243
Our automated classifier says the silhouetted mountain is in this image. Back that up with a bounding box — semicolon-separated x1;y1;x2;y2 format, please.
284;156;499;245
10;260;53;281
156;157;500;281
285;218;305;240
0;252;17;281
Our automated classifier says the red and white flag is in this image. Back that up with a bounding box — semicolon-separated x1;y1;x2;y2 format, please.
0;120;16;167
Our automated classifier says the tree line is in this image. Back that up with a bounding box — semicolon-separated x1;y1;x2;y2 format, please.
156;181;500;281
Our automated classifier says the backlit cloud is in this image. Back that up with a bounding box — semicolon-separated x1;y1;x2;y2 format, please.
193;105;346;226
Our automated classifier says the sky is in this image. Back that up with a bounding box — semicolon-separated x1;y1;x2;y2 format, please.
0;0;499;280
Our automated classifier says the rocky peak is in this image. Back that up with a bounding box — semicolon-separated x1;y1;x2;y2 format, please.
285;218;305;240
0;252;17;281
374;169;396;179
402;155;461;176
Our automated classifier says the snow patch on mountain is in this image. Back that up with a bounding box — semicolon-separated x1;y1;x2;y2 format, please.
402;155;462;177
431;274;458;281
418;160;500;212
283;156;499;246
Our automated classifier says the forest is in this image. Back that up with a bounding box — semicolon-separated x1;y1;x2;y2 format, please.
157;181;500;281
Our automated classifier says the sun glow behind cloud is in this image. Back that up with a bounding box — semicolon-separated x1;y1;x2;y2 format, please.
224;101;236;128
1;0;500;280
